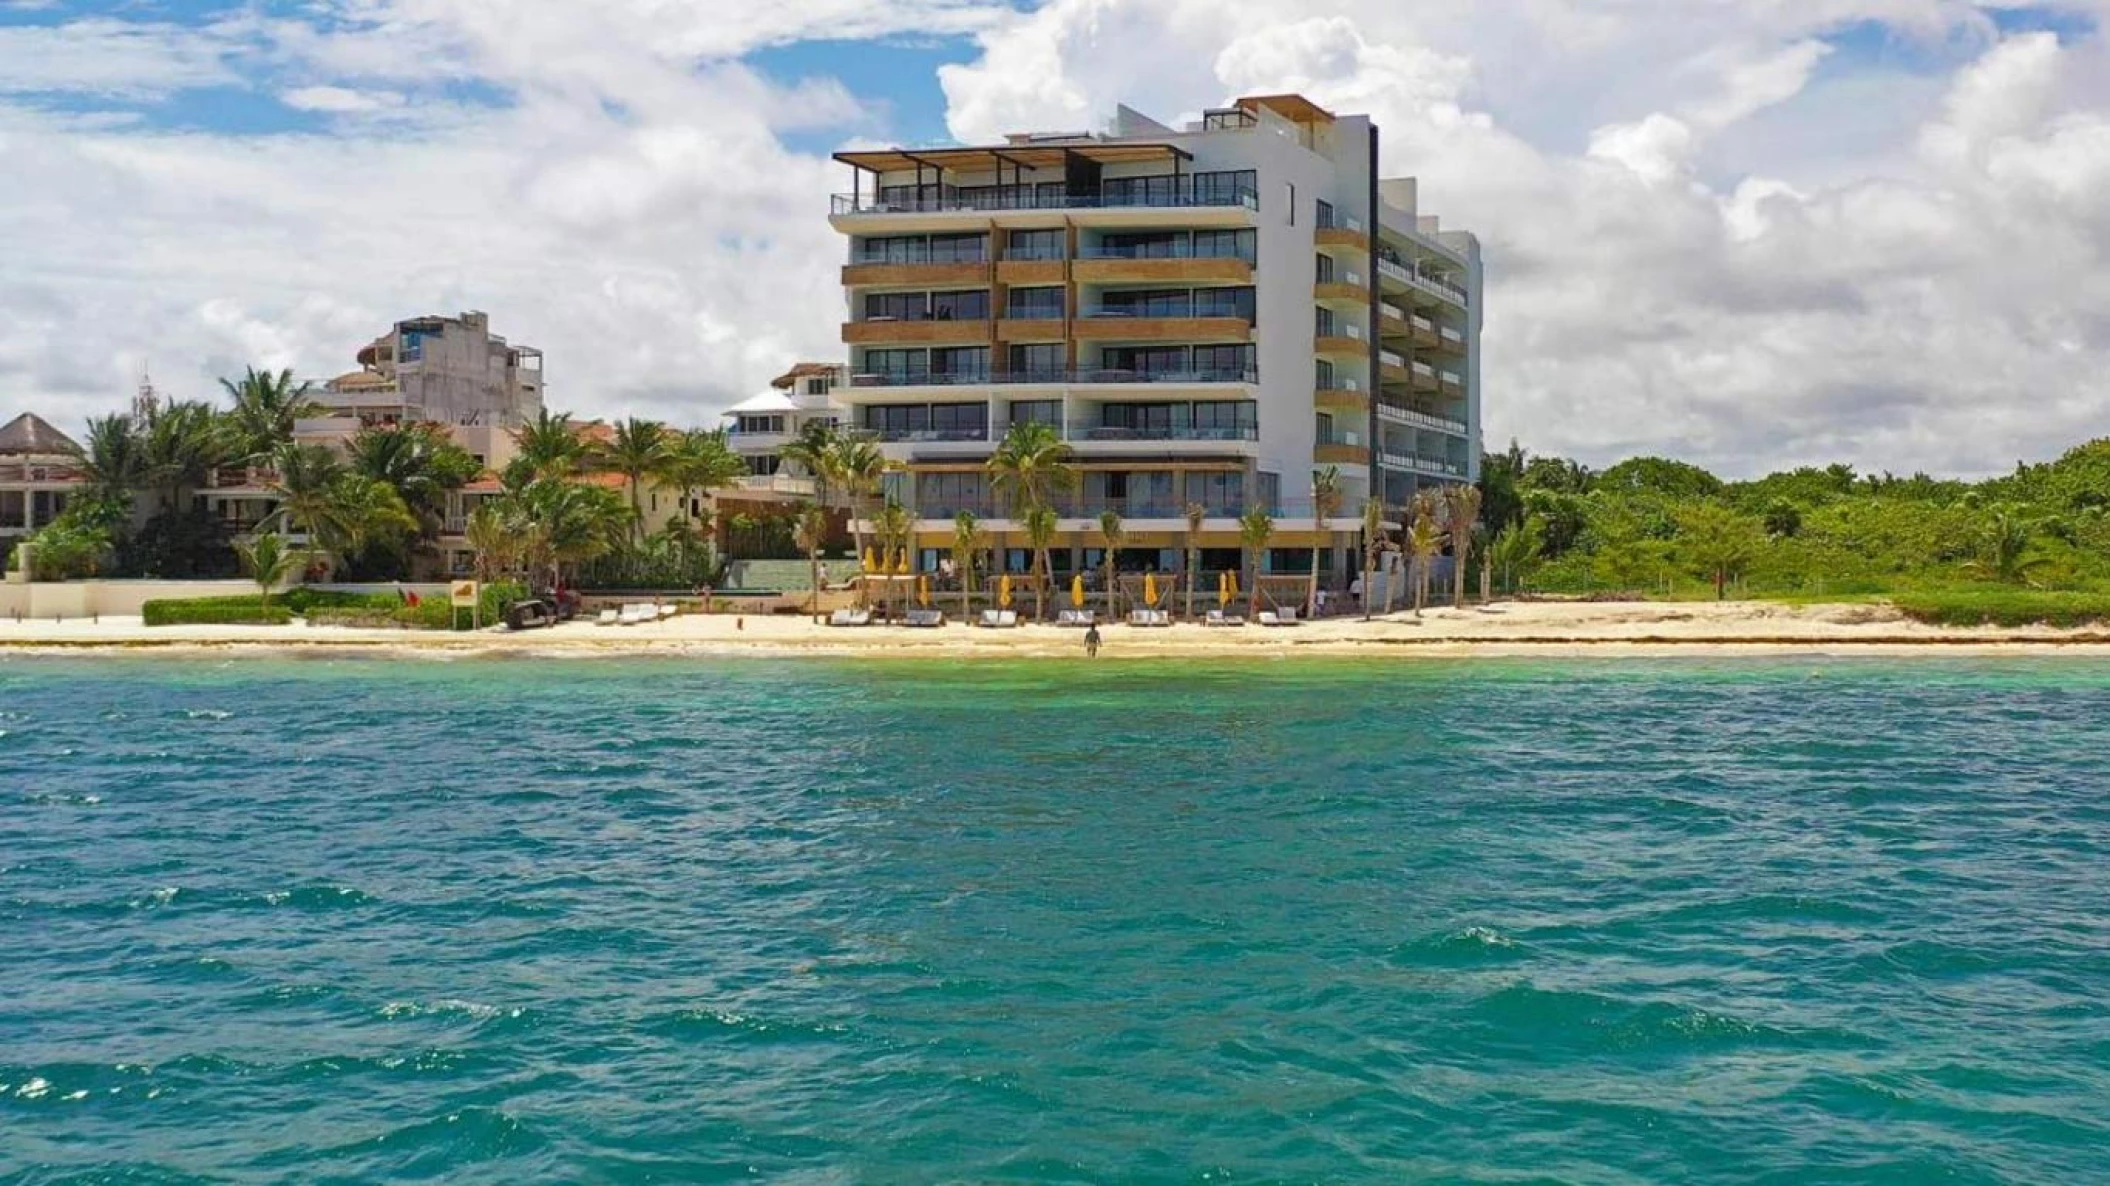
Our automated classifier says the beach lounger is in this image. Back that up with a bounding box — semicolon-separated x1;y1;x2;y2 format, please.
1258;611;1279;626
656;604;679;619
829;609;871;627
1057;610;1095;627
595;609;619;626
1148;609;1172;626
977;609;1001;628
1206;610;1245;627
906;609;945;628
998;610;1018;627
1129;610;1153;627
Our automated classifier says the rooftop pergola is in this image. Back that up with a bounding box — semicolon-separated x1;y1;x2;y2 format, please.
833;141;1193;204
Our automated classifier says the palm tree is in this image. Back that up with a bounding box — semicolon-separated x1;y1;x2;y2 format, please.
952;510;983;618
515;478;628;590
1968;507;2053;585
1097;510;1126;621
1487;515;1546;596
1022;505;1059;621
1184;501;1206;621
793;501;831;622
780;420;841;506
872;499;912;620
235;530;300;612
1308;466;1342;618
347;423;480;542
220;367;318;459
1361;496;1386;621
464;500;515;583
70;414;149;520
511;409;591;481
141;400;236;512
660;428;750;535
266;443;351;552
1442;483;1483;608
987;421;1076;609
328;476;420;566
1238;506;1273;619
1407;508;1444;617
601;417;672;542
829;436;887;588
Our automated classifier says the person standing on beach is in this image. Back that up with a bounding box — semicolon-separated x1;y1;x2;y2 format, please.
1084;623;1102;658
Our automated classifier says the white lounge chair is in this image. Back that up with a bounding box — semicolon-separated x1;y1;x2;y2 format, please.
1206;609;1245;627
1258;608;1299;627
618;604;648;626
997;610;1019;627
1057;610;1095;627
595;608;619;626
829;608;871;627
1128;610;1154;627
906;609;945;628
656;604;679;619
978;609;1002;628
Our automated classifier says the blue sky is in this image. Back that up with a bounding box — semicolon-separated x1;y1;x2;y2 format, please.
3;0;2109;474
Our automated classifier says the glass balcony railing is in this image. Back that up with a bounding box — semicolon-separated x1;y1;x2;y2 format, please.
1075;243;1256;263
1066;423;1259;443
848;250;989;266
833;186;1260;216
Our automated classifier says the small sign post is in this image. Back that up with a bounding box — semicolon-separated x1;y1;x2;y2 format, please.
450;579;480;630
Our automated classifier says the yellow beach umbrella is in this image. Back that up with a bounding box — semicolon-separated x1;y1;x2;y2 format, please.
862;547;875;573
1143;571;1159;607
1070;573;1085;608
1228;570;1241;600
999;573;1014;609
917;574;931;607
894;549;909;575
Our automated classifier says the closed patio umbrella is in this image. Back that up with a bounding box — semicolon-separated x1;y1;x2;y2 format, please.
894;549;909;575
1070;573;1085;608
1217;571;1230;607
917;574;930;607
862;547;875;573
999;573;1013;609
1143;571;1159;607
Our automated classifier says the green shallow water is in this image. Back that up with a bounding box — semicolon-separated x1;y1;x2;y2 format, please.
2;655;2107;1184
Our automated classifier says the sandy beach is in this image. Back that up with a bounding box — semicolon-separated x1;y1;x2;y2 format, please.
4;599;2110;658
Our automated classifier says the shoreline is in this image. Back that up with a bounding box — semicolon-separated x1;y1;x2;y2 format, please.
4;600;2110;659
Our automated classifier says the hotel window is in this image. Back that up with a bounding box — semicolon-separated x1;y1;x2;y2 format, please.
1193;169;1257;205
865;404;929;435
1103;403;1176;433
928;233;988;262
1257;471;1281;509
863;348;926;379
1008;346;1064;381
930;290;990;321
1102;232;1182;259
1316;198;1335;228
1185;471;1245;510
1315;359;1335;389
1100;288;1191;318
1009;398;1062;426
865;292;928;321
1193;229;1255;262
1316;308;1338;337
928;403;989;436
1193;401;1256;434
1008;229;1064;260
735;414;784;434
1192;287;1255;322
804;378;830;396
1102;346;1188;376
928;346;988;379
1006;287;1064;320
1315;253;1336;283
1103;173;1177;206
920;472;989;512
1193;344;1253;377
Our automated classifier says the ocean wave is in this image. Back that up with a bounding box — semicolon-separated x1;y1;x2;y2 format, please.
1457;982;1854;1055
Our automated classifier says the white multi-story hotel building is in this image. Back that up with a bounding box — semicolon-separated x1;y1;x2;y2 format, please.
720;362;844;501
826;93;1482;582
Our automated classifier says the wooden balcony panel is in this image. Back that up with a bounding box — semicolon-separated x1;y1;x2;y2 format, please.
842;319;996;345
996;319;1068;343
841;261;991;288
1314;334;1366;357
995;259;1067;285
1315;227;1370;251
1313;281;1366;304
1072;258;1253;285
1314;443;1372;466
1314;388;1369;412
1070;317;1252;343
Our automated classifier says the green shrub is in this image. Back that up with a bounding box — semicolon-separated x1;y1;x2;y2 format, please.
1893;588;2110;628
281;588;400;615
142;596;293;627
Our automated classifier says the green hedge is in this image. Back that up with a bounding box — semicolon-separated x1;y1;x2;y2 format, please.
282;588;399;615
142;596;293;627
300;581;528;631
1893;589;2110;628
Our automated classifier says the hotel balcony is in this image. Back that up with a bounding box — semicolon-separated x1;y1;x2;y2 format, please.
829;183;1259;236
843;367;1258;394
841;257;992;288
1380;451;1470;479
1314;429;1371;468
1070;311;1252;343
995;311;1068;343
1314;276;1367;305
1376;400;1469;436
1314;387;1368;413
1376;256;1469;309
0;462;84;485
1071;245;1253;286
842;317;995;346
892;494;1373;532
994;246;1067;285
1315;326;1366;358
1315;211;1369;253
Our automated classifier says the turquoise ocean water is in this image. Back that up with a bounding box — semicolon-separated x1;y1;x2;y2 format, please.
2;655;2107;1184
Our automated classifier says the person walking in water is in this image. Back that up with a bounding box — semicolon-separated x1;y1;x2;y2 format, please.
1084;622;1102;658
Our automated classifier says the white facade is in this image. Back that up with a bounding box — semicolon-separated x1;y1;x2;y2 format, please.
825;93;1482;565
721;363;844;500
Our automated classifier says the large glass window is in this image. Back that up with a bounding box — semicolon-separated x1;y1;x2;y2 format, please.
928;403;989;435
1006;287;1064;320
1194;229;1255;262
1185;471;1246;511
1102;173;1178;206
1193;344;1253;376
1008;346;1064;381
862;348;925;379
1193;287;1255;321
1008;229;1064;260
1315;252;1336;282
1009;399;1062;426
1316;308;1339;337
920;472;989;514
1099;288;1191;318
1101;346;1188;376
931;290;990;321
929;346;989;379
1102;232;1181;259
929;233;988;262
864;292;927;321
1316;359;1336;389
1192;401;1256;433
1193;169;1258;205
865;405;928;435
